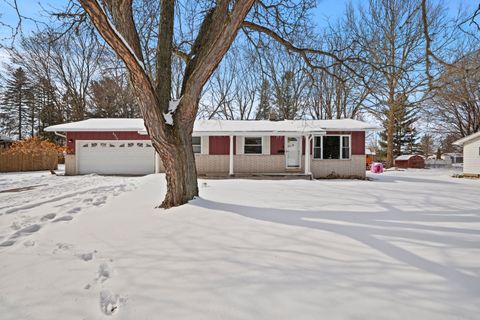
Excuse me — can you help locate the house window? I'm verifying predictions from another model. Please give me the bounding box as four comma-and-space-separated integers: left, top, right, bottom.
342, 136, 350, 159
313, 136, 322, 159
192, 136, 201, 154
244, 137, 262, 154
313, 135, 351, 160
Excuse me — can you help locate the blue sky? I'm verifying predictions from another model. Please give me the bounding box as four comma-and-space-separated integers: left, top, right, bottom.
2, 0, 478, 37
0, 0, 478, 62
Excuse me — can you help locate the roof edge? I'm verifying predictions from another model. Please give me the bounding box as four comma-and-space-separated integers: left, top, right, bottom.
453, 132, 480, 146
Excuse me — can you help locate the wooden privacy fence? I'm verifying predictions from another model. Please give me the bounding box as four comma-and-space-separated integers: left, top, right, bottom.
0, 150, 58, 172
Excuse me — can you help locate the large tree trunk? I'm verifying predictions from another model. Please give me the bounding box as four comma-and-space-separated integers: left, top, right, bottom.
151, 119, 198, 208
386, 106, 395, 168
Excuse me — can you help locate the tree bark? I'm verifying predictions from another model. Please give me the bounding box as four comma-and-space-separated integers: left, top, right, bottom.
386, 103, 395, 168
153, 125, 198, 208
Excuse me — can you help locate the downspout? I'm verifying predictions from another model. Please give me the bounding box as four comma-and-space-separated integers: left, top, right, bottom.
54, 131, 66, 139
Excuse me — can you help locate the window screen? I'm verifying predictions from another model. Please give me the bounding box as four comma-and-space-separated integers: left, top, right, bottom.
244, 137, 262, 154
323, 136, 340, 159
192, 136, 201, 154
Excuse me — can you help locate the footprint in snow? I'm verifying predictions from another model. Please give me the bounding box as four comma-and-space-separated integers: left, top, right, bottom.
92, 196, 107, 206
84, 262, 113, 290
11, 224, 41, 239
52, 242, 73, 254
41, 213, 56, 221
76, 250, 97, 262
52, 215, 73, 223
97, 263, 113, 283
10, 222, 21, 230
100, 290, 126, 315
23, 240, 35, 247
0, 240, 15, 247
67, 207, 82, 214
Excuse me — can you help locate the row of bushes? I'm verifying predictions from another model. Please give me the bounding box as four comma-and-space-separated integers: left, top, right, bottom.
0, 137, 66, 172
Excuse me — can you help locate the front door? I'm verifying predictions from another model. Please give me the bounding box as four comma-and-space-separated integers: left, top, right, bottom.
286, 136, 301, 168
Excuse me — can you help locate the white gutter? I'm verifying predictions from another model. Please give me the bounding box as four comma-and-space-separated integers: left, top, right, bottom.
191, 131, 327, 137
54, 131, 66, 139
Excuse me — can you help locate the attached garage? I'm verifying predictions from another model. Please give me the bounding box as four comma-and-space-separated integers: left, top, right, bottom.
43, 119, 158, 175
77, 140, 155, 175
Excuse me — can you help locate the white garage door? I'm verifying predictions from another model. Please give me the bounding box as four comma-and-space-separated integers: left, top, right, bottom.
77, 140, 155, 175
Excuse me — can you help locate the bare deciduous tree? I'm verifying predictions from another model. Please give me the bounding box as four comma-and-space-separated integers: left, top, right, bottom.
431, 50, 480, 138
348, 0, 437, 167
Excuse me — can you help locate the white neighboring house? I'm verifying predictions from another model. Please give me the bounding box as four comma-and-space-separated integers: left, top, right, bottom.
454, 132, 480, 177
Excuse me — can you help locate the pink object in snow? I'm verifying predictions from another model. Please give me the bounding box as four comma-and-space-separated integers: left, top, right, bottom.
370, 162, 384, 173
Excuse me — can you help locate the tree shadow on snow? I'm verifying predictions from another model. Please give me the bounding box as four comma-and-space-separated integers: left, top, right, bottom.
191, 198, 480, 294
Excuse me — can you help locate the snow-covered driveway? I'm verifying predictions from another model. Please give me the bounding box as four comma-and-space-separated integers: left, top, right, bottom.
0, 169, 140, 247
0, 169, 479, 319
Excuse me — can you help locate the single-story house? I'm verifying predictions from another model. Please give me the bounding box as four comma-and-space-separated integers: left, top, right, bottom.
442, 152, 463, 164
454, 132, 480, 177
394, 154, 425, 169
44, 118, 380, 178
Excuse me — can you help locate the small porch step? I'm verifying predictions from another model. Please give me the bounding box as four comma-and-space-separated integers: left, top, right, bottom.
200, 172, 312, 180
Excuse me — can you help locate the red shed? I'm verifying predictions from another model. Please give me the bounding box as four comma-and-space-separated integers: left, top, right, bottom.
394, 155, 425, 169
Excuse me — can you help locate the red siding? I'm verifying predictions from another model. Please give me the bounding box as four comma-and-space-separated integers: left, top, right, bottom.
325, 131, 365, 155
208, 136, 235, 155
66, 131, 148, 154
270, 136, 285, 155
351, 132, 365, 155
395, 156, 425, 168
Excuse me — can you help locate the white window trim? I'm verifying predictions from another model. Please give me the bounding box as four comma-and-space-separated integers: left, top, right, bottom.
313, 134, 351, 160
243, 136, 263, 155
192, 136, 202, 154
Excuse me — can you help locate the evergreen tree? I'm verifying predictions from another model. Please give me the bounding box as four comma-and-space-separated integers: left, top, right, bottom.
34, 78, 64, 142
1, 67, 34, 139
378, 94, 419, 158
255, 79, 275, 120
273, 71, 297, 120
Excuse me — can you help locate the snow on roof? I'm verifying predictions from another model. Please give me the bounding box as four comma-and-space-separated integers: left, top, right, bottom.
365, 149, 376, 155
395, 154, 424, 160
44, 119, 146, 132
45, 118, 381, 135
453, 132, 480, 146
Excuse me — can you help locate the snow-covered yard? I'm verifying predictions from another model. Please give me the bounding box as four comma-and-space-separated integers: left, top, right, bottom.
0, 169, 479, 319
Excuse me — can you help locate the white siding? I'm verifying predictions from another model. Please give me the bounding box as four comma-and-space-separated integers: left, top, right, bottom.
463, 136, 480, 175
201, 136, 209, 155
236, 136, 244, 155
262, 136, 270, 155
